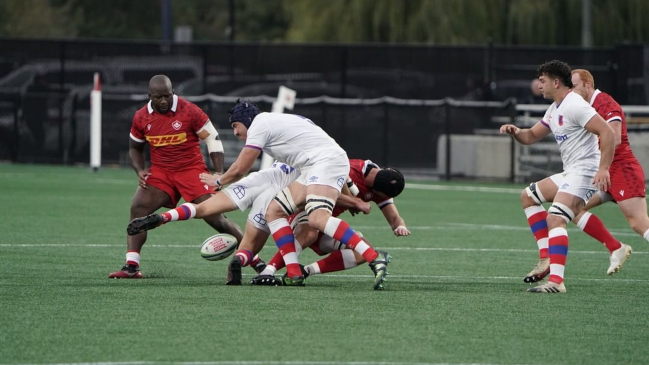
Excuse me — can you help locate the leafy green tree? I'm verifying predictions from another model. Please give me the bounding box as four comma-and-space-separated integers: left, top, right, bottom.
0, 0, 76, 38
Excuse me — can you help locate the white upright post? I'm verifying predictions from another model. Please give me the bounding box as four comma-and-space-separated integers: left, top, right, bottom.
90, 72, 102, 172
260, 86, 296, 170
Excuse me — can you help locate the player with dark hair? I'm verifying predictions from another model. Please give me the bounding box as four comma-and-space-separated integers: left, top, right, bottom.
254, 160, 409, 286
500, 60, 616, 293
569, 69, 645, 269
109, 75, 244, 279
200, 100, 392, 289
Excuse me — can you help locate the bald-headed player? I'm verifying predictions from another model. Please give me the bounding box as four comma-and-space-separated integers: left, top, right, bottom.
109, 75, 248, 279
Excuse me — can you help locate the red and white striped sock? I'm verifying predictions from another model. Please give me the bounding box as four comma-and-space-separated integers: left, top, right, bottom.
305, 250, 358, 275
524, 206, 549, 259
161, 203, 196, 223
250, 254, 261, 267
234, 250, 253, 266
268, 218, 301, 277
577, 212, 622, 253
126, 250, 140, 267
323, 217, 378, 263
548, 227, 569, 285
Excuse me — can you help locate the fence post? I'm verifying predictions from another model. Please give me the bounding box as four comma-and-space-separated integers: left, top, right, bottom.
509, 98, 517, 183
58, 41, 67, 164
340, 46, 348, 97
383, 100, 389, 166
11, 96, 20, 162
444, 101, 451, 181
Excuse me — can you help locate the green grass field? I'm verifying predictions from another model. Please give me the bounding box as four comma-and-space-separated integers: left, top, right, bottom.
1, 163, 648, 365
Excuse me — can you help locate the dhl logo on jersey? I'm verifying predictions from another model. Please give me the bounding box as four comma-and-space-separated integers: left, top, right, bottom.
146, 132, 187, 146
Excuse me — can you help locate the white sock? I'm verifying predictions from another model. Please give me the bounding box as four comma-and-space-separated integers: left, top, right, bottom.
126, 251, 140, 266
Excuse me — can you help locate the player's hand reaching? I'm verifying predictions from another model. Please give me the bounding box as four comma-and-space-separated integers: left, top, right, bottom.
393, 225, 411, 236
499, 124, 520, 135
137, 169, 151, 189
356, 200, 371, 215
349, 200, 371, 216
593, 168, 611, 192
200, 172, 222, 188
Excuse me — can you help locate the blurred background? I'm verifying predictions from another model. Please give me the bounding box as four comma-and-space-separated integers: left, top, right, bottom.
1, 0, 648, 182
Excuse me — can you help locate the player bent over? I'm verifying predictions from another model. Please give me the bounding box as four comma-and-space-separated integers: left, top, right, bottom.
500, 60, 615, 293
127, 161, 301, 284
255, 160, 409, 289
200, 100, 391, 289
109, 75, 243, 279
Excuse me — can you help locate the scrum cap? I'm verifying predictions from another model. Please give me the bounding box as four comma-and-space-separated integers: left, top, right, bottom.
372, 168, 405, 198
229, 99, 260, 129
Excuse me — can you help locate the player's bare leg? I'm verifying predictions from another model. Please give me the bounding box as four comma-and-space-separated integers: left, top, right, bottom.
225, 222, 267, 285
528, 192, 583, 294
306, 184, 389, 290
127, 192, 238, 235
600, 197, 649, 275
193, 194, 244, 243
521, 178, 557, 283
110, 186, 170, 279
619, 197, 649, 238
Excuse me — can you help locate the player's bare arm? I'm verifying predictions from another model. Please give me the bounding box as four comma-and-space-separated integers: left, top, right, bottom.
200, 146, 260, 187
499, 122, 550, 145
197, 120, 225, 173
609, 121, 622, 148
128, 138, 150, 188
381, 204, 410, 236
335, 194, 371, 215
585, 114, 615, 191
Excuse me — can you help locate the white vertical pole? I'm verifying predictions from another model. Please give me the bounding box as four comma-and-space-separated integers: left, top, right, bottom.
260, 86, 296, 170
90, 72, 102, 172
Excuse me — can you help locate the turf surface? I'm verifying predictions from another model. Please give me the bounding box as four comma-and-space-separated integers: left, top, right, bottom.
1, 164, 648, 365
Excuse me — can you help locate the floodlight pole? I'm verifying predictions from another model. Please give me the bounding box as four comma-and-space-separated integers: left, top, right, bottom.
581, 0, 592, 47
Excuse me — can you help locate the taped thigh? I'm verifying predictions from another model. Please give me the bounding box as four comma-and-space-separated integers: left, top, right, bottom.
273, 187, 299, 216
305, 194, 335, 215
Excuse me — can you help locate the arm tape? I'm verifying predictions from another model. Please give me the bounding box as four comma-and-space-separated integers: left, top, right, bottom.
198, 121, 224, 153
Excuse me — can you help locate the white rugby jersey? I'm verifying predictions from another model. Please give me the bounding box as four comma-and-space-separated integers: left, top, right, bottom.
244, 112, 346, 167
539, 91, 599, 175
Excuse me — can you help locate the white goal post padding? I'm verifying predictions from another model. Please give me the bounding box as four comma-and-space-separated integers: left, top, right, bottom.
259, 86, 297, 170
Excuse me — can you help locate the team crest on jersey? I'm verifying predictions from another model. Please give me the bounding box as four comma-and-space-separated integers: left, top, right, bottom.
364, 192, 373, 200
146, 124, 152, 131
172, 120, 182, 130
558, 115, 564, 126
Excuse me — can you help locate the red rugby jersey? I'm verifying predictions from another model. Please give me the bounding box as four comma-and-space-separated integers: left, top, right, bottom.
332, 159, 394, 217
591, 90, 635, 163
130, 95, 210, 171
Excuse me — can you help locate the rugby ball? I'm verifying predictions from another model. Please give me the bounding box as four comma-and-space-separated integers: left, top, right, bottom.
200, 234, 238, 261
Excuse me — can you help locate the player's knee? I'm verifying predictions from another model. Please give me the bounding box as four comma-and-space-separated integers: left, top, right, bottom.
265, 200, 287, 222
295, 226, 318, 248
522, 182, 546, 207
273, 187, 299, 216
547, 202, 575, 226
130, 202, 154, 218
305, 194, 335, 230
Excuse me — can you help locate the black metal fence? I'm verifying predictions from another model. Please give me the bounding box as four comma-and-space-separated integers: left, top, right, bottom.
0, 38, 647, 178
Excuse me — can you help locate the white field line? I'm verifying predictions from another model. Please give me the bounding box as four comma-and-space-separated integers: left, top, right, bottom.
0, 361, 559, 365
